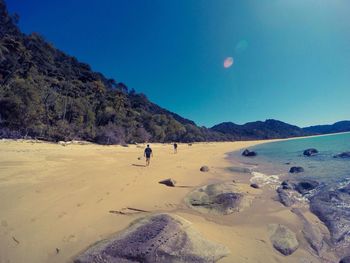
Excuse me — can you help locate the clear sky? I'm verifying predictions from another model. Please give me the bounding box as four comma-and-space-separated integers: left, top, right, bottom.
6, 0, 350, 127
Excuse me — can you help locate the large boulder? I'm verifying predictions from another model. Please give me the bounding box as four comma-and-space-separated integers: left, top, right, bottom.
303, 148, 318, 156
185, 182, 251, 215
268, 224, 299, 256
75, 213, 230, 263
309, 183, 350, 247
334, 152, 350, 158
242, 149, 257, 157
289, 166, 304, 173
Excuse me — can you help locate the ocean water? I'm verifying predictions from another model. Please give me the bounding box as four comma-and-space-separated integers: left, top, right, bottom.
231, 132, 350, 186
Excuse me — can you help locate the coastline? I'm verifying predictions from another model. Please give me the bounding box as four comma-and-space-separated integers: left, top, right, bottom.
0, 139, 330, 262
230, 132, 350, 262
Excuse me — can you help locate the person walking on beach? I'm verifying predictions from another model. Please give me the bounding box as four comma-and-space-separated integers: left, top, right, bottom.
173, 143, 178, 154
144, 144, 153, 166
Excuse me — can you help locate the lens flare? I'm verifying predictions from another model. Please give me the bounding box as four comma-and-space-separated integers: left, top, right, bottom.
224, 57, 234, 68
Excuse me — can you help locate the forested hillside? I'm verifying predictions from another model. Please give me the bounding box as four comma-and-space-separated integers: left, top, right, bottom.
0, 0, 232, 144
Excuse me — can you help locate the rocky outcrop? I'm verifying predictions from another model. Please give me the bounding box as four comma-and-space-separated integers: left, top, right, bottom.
268, 224, 299, 255
280, 180, 319, 195
291, 208, 325, 256
159, 178, 176, 187
75, 213, 230, 263
277, 181, 300, 207
277, 187, 300, 207
334, 152, 350, 158
276, 180, 318, 207
289, 166, 304, 173
185, 182, 251, 215
200, 166, 209, 172
309, 183, 350, 248
242, 149, 257, 157
303, 148, 318, 156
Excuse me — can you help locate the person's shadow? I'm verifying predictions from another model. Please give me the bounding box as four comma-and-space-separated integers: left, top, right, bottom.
132, 164, 147, 167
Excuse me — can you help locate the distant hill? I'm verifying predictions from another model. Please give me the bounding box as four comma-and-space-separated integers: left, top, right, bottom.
0, 0, 232, 144
211, 119, 350, 140
303, 121, 350, 135
211, 119, 308, 140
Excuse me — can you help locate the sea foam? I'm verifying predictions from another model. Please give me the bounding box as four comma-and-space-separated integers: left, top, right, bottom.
250, 171, 281, 187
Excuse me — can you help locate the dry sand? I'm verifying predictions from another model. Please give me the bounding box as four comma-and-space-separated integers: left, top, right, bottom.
0, 139, 322, 263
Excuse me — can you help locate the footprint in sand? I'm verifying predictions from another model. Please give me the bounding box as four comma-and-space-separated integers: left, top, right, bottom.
63, 234, 77, 242
58, 212, 67, 218
76, 203, 83, 207
105, 192, 110, 195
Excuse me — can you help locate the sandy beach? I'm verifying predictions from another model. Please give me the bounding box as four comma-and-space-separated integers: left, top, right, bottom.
0, 139, 325, 263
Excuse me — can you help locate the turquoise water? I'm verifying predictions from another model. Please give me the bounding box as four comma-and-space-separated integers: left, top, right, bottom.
233, 132, 350, 185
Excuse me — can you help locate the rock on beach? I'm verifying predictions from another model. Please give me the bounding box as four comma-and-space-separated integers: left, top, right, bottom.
75, 213, 230, 263
242, 149, 257, 157
268, 224, 299, 256
303, 148, 318, 156
185, 182, 251, 215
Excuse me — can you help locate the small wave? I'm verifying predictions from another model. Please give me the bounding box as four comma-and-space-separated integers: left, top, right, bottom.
250, 171, 281, 187
335, 202, 350, 209
303, 188, 319, 198
337, 177, 350, 188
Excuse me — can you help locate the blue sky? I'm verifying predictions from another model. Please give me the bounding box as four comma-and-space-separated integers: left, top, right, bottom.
6, 0, 350, 127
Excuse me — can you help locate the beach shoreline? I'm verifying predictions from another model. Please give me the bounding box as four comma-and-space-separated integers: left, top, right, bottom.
0, 139, 330, 262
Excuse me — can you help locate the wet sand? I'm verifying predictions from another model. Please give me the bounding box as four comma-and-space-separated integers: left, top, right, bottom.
0, 139, 323, 263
